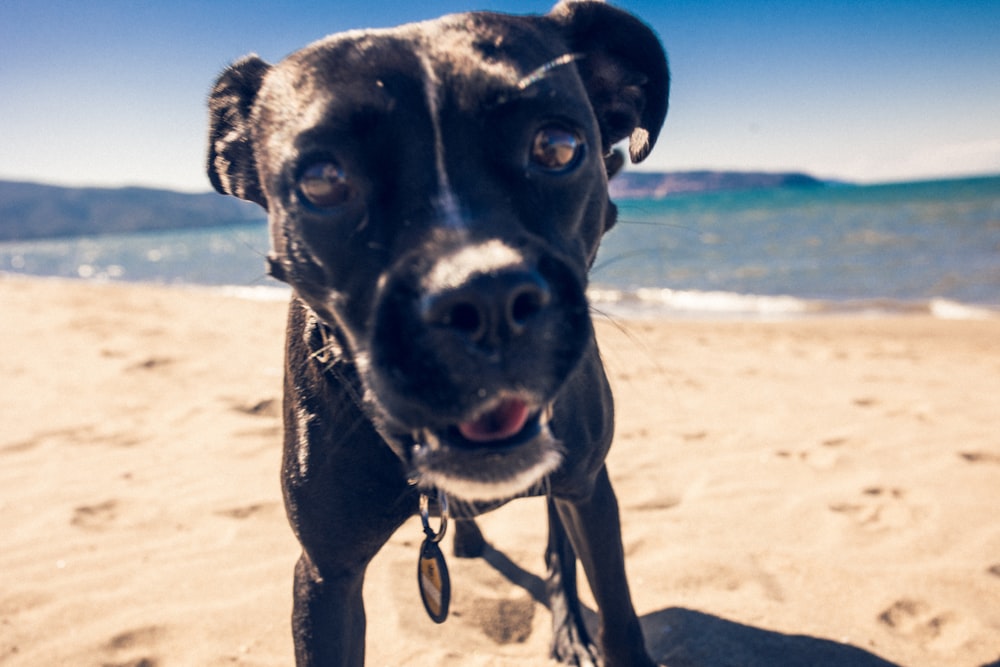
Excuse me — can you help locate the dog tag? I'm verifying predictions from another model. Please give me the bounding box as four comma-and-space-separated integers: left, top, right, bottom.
418, 536, 450, 623
417, 492, 451, 624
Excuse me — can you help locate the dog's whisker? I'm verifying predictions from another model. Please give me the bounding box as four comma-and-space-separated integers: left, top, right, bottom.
589, 304, 671, 383
591, 245, 679, 273
616, 218, 699, 232
309, 341, 339, 363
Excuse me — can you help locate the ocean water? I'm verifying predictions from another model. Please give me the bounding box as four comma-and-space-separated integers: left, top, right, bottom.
2, 175, 998, 319
595, 175, 1000, 318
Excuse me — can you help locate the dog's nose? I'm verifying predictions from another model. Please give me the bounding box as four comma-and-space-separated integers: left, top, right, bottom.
422, 270, 551, 345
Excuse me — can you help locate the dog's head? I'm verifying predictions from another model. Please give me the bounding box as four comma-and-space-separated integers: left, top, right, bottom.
207, 1, 668, 502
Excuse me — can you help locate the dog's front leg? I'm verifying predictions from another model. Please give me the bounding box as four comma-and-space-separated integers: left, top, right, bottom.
554, 466, 655, 667
285, 475, 411, 667
291, 552, 367, 666
546, 496, 601, 666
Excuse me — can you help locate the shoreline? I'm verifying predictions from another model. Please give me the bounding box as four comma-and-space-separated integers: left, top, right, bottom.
5, 271, 999, 322
2, 275, 999, 666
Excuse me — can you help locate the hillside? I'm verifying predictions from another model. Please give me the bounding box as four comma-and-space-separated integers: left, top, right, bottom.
0, 171, 827, 241
608, 170, 825, 199
0, 181, 265, 242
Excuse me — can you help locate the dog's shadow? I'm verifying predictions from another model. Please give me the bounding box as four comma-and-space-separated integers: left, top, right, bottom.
481, 544, 903, 667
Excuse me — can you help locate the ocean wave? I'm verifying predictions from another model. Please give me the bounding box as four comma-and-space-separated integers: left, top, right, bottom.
220, 284, 1000, 320
215, 284, 292, 302
927, 298, 1000, 320
588, 287, 1000, 321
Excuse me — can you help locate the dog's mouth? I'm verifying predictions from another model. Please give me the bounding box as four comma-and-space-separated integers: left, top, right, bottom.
455, 397, 534, 444
410, 396, 563, 503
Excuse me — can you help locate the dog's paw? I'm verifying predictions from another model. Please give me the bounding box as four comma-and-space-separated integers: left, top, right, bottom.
551, 623, 600, 667
452, 518, 486, 558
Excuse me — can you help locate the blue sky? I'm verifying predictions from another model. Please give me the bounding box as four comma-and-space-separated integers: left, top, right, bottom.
2, 0, 998, 192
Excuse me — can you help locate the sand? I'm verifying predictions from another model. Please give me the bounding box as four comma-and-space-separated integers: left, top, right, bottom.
1, 275, 998, 667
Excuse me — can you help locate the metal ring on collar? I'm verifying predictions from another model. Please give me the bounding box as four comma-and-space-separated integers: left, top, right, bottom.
419, 492, 448, 543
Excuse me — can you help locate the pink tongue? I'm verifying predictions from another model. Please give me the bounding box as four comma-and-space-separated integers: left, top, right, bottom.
457, 399, 530, 443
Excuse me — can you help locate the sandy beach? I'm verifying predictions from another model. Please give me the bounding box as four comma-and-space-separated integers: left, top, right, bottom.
1, 274, 998, 667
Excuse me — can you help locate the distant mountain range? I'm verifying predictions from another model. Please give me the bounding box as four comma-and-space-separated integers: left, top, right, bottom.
0, 171, 828, 241
608, 169, 825, 199
0, 181, 265, 242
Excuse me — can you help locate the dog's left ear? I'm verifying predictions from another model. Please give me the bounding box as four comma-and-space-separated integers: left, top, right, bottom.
549, 0, 669, 163
206, 54, 271, 208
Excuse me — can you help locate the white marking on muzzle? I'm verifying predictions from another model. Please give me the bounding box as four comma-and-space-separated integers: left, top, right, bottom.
423, 240, 525, 292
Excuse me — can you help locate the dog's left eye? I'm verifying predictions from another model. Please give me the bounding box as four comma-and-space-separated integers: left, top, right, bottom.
530, 126, 584, 172
297, 161, 354, 209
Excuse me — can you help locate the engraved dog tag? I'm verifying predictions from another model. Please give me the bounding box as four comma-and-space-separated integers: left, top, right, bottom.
418, 537, 450, 623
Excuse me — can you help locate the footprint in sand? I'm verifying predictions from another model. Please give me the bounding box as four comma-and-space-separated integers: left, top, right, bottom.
959, 451, 1000, 465
829, 487, 927, 532
776, 435, 857, 470
102, 659, 157, 667
126, 356, 174, 372
101, 625, 164, 667
628, 496, 682, 513
22, 425, 140, 449
1, 436, 39, 454
467, 595, 536, 645
71, 499, 119, 530
231, 397, 281, 418
214, 502, 279, 520
231, 398, 283, 440
877, 598, 972, 650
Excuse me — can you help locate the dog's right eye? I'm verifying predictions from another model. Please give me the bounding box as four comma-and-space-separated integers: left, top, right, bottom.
529, 126, 584, 173
297, 161, 354, 209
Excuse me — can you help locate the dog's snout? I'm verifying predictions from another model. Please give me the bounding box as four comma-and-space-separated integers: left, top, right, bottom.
422, 270, 551, 345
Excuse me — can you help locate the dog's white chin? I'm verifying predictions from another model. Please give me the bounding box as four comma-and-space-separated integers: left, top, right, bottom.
417, 447, 563, 503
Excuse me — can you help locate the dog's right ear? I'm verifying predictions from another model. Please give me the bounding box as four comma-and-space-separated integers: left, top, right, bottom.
549, 1, 669, 164
206, 55, 271, 208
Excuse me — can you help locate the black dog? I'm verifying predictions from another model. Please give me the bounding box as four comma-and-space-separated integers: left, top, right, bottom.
207, 2, 668, 664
